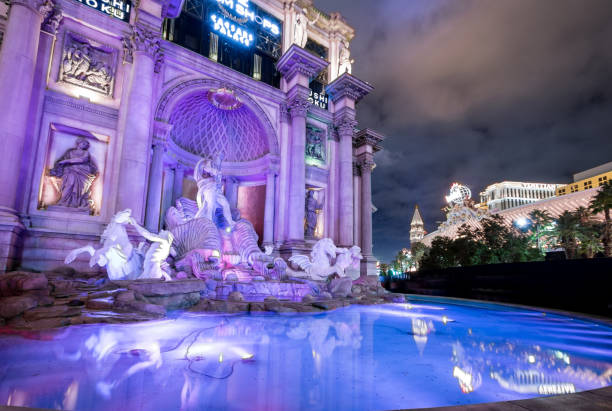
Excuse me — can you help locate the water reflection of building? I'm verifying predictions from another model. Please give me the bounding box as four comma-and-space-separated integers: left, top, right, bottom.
0, 0, 383, 276
450, 338, 612, 396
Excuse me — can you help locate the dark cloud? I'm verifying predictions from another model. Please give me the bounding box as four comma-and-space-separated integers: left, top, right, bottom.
315, 0, 612, 262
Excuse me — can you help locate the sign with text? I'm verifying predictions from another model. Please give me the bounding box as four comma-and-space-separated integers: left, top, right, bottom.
72, 0, 131, 23
207, 0, 281, 56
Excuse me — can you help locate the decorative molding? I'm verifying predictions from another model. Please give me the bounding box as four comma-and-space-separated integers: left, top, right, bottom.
276, 44, 328, 82
326, 72, 373, 104
353, 128, 385, 152
155, 78, 280, 158
279, 103, 291, 124
44, 90, 119, 129
59, 31, 117, 96
353, 163, 361, 177
152, 121, 173, 148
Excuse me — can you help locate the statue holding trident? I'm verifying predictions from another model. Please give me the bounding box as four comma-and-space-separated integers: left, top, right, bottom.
194, 154, 235, 228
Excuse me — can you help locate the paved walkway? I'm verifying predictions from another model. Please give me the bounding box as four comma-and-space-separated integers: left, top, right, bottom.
409, 386, 612, 411
1, 387, 611, 410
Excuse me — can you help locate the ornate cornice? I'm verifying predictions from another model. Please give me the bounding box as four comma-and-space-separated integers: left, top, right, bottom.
326, 73, 374, 104
276, 44, 329, 82
353, 128, 385, 152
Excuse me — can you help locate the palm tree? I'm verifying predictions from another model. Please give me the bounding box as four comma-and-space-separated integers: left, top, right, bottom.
589, 182, 612, 257
528, 209, 553, 253
554, 211, 581, 259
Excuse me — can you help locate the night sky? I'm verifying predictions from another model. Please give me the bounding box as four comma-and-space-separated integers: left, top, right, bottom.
315, 0, 612, 262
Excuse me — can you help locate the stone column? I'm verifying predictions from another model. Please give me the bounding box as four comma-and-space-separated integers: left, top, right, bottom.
354, 129, 384, 277
116, 23, 162, 223
160, 166, 174, 226
263, 166, 277, 245
276, 45, 328, 249
286, 91, 309, 242
172, 164, 185, 203
144, 121, 172, 231
336, 115, 357, 246
0, 0, 47, 218
358, 154, 375, 256
274, 104, 291, 243
0, 0, 51, 271
326, 74, 373, 247
353, 164, 361, 247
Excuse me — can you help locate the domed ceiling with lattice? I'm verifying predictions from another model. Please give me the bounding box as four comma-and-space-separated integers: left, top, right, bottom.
168, 91, 269, 162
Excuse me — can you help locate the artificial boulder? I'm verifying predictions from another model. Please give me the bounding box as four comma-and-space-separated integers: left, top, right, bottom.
0, 272, 48, 297
0, 295, 38, 319
329, 277, 353, 298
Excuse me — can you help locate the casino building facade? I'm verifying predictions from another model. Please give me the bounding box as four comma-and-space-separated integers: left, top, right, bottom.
0, 0, 383, 275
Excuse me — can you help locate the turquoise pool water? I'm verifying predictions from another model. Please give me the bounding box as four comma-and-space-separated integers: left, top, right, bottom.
1, 298, 611, 410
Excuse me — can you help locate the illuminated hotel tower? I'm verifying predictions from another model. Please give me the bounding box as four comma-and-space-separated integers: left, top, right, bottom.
410, 205, 425, 244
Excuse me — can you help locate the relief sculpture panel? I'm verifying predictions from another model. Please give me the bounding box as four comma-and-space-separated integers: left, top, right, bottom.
59, 32, 117, 96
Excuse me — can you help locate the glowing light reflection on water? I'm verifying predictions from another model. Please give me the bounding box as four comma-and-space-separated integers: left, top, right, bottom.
0, 300, 611, 410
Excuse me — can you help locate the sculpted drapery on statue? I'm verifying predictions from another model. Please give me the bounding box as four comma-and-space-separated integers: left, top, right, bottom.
305, 190, 323, 238
194, 155, 235, 228
293, 8, 321, 48
49, 137, 99, 212
338, 40, 353, 75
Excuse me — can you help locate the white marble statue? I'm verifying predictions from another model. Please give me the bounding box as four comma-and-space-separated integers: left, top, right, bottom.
128, 216, 174, 281
288, 238, 362, 280
293, 8, 321, 48
194, 155, 235, 228
338, 40, 353, 75
65, 209, 173, 280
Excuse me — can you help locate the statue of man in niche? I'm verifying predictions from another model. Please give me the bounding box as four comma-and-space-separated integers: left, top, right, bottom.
49, 137, 99, 212
305, 190, 323, 238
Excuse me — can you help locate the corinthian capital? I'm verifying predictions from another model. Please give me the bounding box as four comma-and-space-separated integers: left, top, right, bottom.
124, 23, 163, 62
289, 98, 310, 118
287, 85, 310, 118
336, 118, 357, 138
357, 154, 376, 173
12, 0, 49, 15
41, 1, 63, 34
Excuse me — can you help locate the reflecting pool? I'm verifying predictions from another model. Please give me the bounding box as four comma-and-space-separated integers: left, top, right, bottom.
1, 298, 611, 410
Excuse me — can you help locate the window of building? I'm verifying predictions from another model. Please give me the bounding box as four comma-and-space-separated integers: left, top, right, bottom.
163, 0, 283, 88
253, 54, 262, 81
